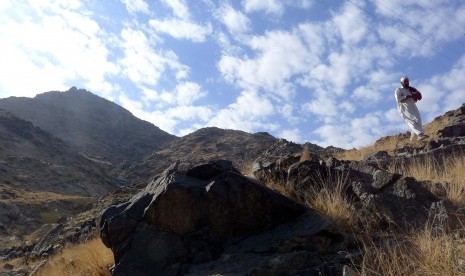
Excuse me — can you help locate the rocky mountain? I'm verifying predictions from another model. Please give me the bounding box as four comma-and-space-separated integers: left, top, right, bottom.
118, 127, 279, 183
0, 88, 339, 185
3, 83, 464, 275
0, 87, 177, 164
95, 104, 465, 275
118, 127, 336, 185
0, 109, 119, 251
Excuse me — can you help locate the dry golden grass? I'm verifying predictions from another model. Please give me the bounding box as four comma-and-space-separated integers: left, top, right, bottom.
34, 238, 113, 276
262, 165, 358, 230
304, 170, 357, 230
423, 114, 450, 139
300, 145, 313, 162
388, 154, 465, 204
266, 143, 465, 275
360, 225, 465, 276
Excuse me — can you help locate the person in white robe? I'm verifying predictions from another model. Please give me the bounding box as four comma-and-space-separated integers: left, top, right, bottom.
394, 76, 426, 141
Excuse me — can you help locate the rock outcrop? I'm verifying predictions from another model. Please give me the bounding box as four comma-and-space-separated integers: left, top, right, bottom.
98, 160, 350, 275
252, 140, 441, 230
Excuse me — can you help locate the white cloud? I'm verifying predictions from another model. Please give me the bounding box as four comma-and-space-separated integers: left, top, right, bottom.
301, 95, 338, 117
311, 52, 352, 91
0, 0, 11, 10
373, 1, 465, 58
419, 55, 465, 117
313, 124, 348, 148
121, 0, 149, 15
339, 101, 355, 113
353, 86, 381, 103
139, 81, 206, 107
30, 0, 83, 12
161, 0, 190, 19
119, 92, 213, 135
118, 27, 189, 87
150, 1, 213, 45
217, 3, 251, 34
174, 82, 207, 106
149, 18, 212, 42
332, 3, 368, 45
279, 128, 301, 143
313, 113, 387, 148
0, 1, 117, 97
166, 105, 213, 122
298, 22, 328, 60
242, 0, 284, 16
280, 104, 300, 124
208, 90, 277, 132
218, 29, 310, 98
385, 108, 402, 123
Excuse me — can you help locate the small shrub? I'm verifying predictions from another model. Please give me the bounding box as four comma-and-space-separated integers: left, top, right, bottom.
35, 238, 113, 276
304, 170, 357, 230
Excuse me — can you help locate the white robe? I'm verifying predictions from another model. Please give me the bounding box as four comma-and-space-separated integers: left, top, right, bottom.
395, 87, 423, 135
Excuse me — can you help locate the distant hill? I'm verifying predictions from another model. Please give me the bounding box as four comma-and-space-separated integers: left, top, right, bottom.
0, 87, 177, 164
0, 109, 119, 250
120, 127, 280, 182
0, 108, 116, 195
120, 127, 331, 183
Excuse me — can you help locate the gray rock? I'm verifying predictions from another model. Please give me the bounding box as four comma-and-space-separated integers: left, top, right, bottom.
99, 160, 311, 275
372, 170, 401, 190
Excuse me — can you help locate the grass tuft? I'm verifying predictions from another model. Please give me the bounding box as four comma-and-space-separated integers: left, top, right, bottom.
34, 238, 113, 276
304, 170, 357, 230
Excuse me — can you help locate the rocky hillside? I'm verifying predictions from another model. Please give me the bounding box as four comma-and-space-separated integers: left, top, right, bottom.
0, 109, 119, 251
2, 86, 464, 275
0, 87, 177, 164
0, 88, 340, 186
94, 104, 465, 275
118, 127, 279, 183
118, 127, 337, 185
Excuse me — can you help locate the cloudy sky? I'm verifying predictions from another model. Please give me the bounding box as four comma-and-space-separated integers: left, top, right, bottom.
1, 0, 464, 149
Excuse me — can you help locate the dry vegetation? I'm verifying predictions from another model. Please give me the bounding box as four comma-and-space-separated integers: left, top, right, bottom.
25, 154, 465, 275
388, 154, 465, 204
336, 115, 451, 161
332, 157, 465, 275
15, 117, 464, 275
304, 170, 357, 230
264, 144, 465, 275
33, 238, 113, 276
360, 227, 465, 276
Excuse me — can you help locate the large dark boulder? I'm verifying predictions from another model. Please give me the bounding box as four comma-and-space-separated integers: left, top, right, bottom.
98, 160, 347, 275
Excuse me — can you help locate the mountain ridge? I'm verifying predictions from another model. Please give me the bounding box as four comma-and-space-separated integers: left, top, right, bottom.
0, 87, 177, 164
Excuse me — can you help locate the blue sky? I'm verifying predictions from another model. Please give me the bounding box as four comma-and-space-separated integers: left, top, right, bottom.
1, 0, 464, 149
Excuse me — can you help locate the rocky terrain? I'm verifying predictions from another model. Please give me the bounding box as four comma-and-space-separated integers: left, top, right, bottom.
1, 87, 465, 275
0, 109, 119, 251
0, 88, 337, 275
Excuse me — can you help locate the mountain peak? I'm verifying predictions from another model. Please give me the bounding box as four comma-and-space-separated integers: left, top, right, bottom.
0, 89, 177, 163
66, 86, 90, 94
68, 86, 78, 93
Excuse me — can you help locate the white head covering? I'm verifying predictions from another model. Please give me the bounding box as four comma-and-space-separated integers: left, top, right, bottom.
400, 76, 409, 85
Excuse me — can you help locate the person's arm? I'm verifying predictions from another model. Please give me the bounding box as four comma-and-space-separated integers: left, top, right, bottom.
395, 88, 411, 102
